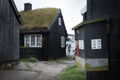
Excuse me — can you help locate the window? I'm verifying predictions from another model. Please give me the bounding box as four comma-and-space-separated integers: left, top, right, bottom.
79, 40, 84, 50
58, 17, 62, 26
61, 36, 65, 48
24, 35, 30, 47
31, 35, 35, 46
24, 34, 42, 47
91, 39, 102, 49
36, 34, 42, 47
76, 29, 79, 34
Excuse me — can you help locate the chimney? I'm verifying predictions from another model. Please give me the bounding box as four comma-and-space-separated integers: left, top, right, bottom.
24, 3, 32, 11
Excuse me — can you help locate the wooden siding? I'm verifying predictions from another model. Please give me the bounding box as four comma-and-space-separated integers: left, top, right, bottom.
20, 33, 49, 60
48, 32, 66, 59
0, 0, 20, 65
20, 48, 43, 60
75, 27, 85, 58
87, 0, 120, 20
108, 19, 120, 80
87, 0, 108, 20
48, 10, 67, 59
87, 71, 108, 80
75, 21, 109, 80
49, 10, 67, 36
86, 0, 120, 79
84, 21, 108, 59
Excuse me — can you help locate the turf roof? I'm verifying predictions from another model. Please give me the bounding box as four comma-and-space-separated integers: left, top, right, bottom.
20, 8, 59, 30
72, 17, 108, 30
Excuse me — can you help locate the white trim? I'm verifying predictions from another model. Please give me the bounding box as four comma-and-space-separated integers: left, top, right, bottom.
24, 35, 26, 46
58, 17, 62, 26
24, 34, 42, 48
61, 36, 65, 48
35, 35, 37, 47
81, 5, 87, 15
91, 39, 102, 49
79, 40, 84, 50
29, 35, 31, 47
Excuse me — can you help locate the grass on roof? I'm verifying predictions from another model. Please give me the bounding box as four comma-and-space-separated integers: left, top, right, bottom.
72, 17, 108, 30
20, 8, 59, 30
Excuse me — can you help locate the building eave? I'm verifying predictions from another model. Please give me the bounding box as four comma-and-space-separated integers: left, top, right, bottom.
72, 17, 108, 30
20, 27, 49, 34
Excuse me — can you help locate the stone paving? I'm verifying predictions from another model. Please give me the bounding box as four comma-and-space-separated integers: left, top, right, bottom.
0, 60, 74, 80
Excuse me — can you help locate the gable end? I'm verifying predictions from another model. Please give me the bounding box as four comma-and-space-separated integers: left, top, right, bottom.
9, 0, 23, 25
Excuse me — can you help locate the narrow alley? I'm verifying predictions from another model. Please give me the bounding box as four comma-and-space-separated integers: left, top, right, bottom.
0, 60, 74, 80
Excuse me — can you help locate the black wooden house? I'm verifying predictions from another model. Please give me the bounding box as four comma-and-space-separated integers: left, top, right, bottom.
0, 0, 22, 66
20, 3, 67, 60
72, 0, 120, 80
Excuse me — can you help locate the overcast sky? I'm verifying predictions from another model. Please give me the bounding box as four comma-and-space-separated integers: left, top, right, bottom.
14, 0, 86, 34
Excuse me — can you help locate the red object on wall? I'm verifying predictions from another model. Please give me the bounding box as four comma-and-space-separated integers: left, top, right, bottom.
76, 41, 79, 56
76, 46, 79, 56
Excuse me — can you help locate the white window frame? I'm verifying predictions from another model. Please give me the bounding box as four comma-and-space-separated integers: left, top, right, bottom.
91, 39, 102, 49
61, 36, 65, 48
31, 34, 36, 47
24, 35, 30, 47
79, 40, 84, 50
24, 34, 42, 47
58, 17, 62, 26
36, 34, 42, 47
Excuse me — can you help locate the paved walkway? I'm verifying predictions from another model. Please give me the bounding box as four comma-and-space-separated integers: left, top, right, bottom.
0, 60, 74, 80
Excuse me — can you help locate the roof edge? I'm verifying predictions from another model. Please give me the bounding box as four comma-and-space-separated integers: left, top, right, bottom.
9, 0, 23, 25
72, 17, 108, 30
48, 9, 61, 30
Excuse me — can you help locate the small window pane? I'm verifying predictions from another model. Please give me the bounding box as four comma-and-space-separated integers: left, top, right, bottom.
61, 36, 65, 48
91, 39, 102, 49
79, 40, 84, 50
58, 17, 61, 26
31, 35, 35, 46
24, 35, 30, 47
36, 34, 42, 47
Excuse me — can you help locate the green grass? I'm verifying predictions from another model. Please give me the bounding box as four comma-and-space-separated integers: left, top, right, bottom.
24, 62, 32, 70
0, 65, 14, 70
20, 57, 38, 70
59, 65, 86, 80
57, 57, 71, 60
47, 57, 72, 62
20, 8, 58, 30
72, 16, 108, 30
21, 57, 38, 63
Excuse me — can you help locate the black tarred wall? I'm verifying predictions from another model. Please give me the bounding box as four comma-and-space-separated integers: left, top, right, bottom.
84, 21, 108, 59
85, 0, 120, 79
48, 10, 67, 59
75, 26, 85, 58
20, 32, 49, 60
75, 21, 108, 58
0, 0, 20, 65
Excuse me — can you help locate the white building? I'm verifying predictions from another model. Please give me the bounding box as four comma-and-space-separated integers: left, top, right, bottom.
66, 34, 75, 57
